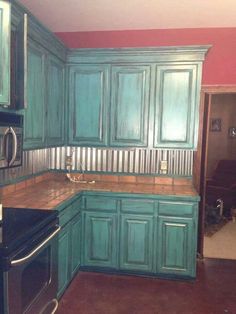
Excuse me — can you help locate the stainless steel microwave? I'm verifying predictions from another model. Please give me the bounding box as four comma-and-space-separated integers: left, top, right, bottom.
0, 112, 23, 169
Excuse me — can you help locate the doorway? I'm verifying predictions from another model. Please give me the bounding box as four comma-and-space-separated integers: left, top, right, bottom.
194, 86, 236, 259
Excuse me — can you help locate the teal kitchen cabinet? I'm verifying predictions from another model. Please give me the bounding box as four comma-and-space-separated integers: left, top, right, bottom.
157, 201, 198, 278
67, 46, 209, 149
0, 0, 10, 106
119, 199, 154, 272
46, 55, 65, 146
70, 213, 81, 277
68, 65, 109, 146
80, 193, 198, 279
154, 64, 201, 149
83, 211, 118, 268
58, 198, 81, 298
58, 222, 70, 297
24, 42, 66, 149
120, 214, 154, 272
24, 40, 46, 149
6, 0, 67, 147
58, 213, 81, 297
110, 65, 150, 147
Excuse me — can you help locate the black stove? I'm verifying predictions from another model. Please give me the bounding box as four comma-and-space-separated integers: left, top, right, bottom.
0, 207, 60, 314
0, 207, 58, 269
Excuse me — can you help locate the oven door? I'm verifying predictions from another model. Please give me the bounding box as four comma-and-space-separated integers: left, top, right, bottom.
5, 226, 60, 314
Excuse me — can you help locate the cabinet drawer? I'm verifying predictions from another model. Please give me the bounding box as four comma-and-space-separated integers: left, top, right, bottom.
59, 200, 80, 226
84, 196, 117, 211
158, 201, 196, 217
121, 199, 154, 214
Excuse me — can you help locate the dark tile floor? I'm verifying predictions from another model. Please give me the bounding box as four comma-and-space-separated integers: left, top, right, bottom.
57, 258, 236, 314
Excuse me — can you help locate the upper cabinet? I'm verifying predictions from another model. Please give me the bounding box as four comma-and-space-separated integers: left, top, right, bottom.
68, 63, 150, 148
154, 64, 200, 149
11, 13, 28, 109
67, 46, 209, 150
0, 1, 27, 109
46, 55, 65, 146
24, 42, 66, 150
1, 1, 209, 152
0, 0, 10, 106
24, 40, 45, 149
110, 65, 150, 147
68, 65, 109, 146
0, 1, 67, 149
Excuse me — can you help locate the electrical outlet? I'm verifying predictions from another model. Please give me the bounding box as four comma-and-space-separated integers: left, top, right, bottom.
160, 160, 168, 174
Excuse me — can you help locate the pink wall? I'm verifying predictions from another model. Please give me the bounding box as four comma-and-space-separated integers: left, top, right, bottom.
55, 28, 236, 86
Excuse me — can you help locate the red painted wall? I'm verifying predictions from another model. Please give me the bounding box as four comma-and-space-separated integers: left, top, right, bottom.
55, 28, 236, 85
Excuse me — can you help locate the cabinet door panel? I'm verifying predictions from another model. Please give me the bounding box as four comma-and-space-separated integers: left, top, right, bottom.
58, 226, 70, 297
70, 214, 81, 277
24, 41, 45, 149
110, 65, 150, 147
0, 1, 10, 106
120, 215, 153, 272
69, 65, 109, 146
14, 13, 27, 109
154, 64, 198, 149
83, 212, 117, 268
157, 217, 196, 277
46, 55, 64, 146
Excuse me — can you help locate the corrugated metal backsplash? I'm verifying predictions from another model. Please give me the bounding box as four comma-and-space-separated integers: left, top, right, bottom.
0, 147, 193, 184
0, 149, 49, 184
49, 147, 193, 176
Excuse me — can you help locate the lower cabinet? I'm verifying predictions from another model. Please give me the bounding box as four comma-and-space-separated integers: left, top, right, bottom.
58, 223, 70, 297
157, 201, 198, 278
83, 212, 118, 268
57, 193, 198, 296
71, 214, 81, 277
120, 214, 154, 272
157, 216, 196, 277
58, 211, 81, 298
81, 195, 198, 279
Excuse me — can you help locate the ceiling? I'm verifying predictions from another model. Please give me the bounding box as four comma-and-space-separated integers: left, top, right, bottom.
18, 0, 236, 32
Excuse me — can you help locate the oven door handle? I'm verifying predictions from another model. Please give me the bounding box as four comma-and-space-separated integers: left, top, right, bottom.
51, 299, 59, 314
10, 225, 61, 266
39, 298, 58, 314
8, 127, 17, 167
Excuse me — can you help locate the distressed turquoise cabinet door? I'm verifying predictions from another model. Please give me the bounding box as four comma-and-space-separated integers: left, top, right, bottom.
110, 65, 150, 147
0, 1, 10, 106
70, 213, 81, 277
68, 65, 109, 146
58, 225, 70, 298
157, 216, 196, 278
24, 41, 45, 149
83, 212, 118, 268
154, 64, 199, 149
120, 214, 154, 272
46, 55, 65, 146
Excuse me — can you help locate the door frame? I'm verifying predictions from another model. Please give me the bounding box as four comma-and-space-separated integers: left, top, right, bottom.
193, 85, 236, 256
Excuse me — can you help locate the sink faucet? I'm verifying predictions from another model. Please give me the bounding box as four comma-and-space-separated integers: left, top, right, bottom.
65, 150, 94, 184
65, 155, 73, 172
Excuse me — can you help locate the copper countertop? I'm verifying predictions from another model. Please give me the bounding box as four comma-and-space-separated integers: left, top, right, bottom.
2, 175, 199, 210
